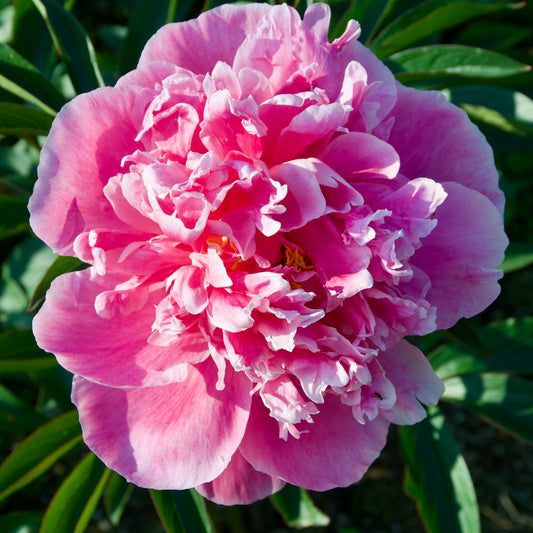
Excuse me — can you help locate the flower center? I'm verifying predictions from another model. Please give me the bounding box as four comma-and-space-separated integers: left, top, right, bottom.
282, 244, 314, 272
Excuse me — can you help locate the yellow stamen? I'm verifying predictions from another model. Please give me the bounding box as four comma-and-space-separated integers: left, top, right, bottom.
282, 245, 314, 272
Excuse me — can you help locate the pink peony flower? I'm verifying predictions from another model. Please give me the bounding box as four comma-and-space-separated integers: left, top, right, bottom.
30, 2, 507, 505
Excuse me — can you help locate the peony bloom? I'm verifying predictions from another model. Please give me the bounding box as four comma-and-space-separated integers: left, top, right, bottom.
30, 2, 507, 505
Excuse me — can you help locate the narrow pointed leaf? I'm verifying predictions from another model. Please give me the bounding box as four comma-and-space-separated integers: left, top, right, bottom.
0, 103, 53, 137
0, 43, 65, 113
400, 405, 480, 533
500, 241, 533, 272
28, 255, 85, 313
0, 410, 82, 500
271, 484, 331, 529
150, 491, 187, 533
371, 0, 522, 58
0, 384, 48, 433
104, 471, 134, 526
0, 329, 57, 375
385, 45, 531, 83
41, 453, 111, 533
442, 374, 533, 442
31, 0, 104, 93
430, 317, 533, 379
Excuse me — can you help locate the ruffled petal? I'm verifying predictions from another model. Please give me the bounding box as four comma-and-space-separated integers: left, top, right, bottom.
72, 361, 252, 490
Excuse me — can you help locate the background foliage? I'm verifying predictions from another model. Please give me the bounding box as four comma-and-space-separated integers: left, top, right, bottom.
0, 0, 532, 532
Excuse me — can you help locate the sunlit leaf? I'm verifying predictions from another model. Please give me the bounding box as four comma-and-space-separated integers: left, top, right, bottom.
0, 43, 65, 113
371, 0, 522, 58
430, 317, 533, 379
400, 405, 480, 533
40, 453, 111, 533
28, 254, 86, 313
442, 373, 533, 442
0, 410, 82, 500
385, 44, 530, 83
0, 103, 53, 137
271, 484, 331, 529
31, 0, 104, 93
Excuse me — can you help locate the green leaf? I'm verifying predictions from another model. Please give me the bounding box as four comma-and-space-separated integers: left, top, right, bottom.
0, 194, 29, 238
500, 241, 533, 272
27, 254, 86, 312
104, 471, 134, 526
0, 410, 82, 500
440, 318, 492, 358
270, 484, 331, 529
0, 329, 57, 376
0, 43, 65, 113
430, 317, 533, 379
0, 383, 48, 433
120, 0, 179, 74
442, 85, 533, 137
442, 374, 533, 442
385, 45, 531, 83
41, 453, 111, 533
0, 511, 42, 533
150, 491, 187, 533
31, 0, 104, 94
371, 0, 522, 58
0, 103, 53, 137
150, 489, 215, 533
400, 405, 480, 533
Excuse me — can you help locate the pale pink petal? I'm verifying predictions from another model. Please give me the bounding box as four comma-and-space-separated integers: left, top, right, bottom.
29, 87, 142, 255
72, 362, 252, 489
139, 3, 271, 74
379, 340, 444, 425
412, 182, 507, 329
240, 395, 389, 491
196, 450, 286, 505
387, 85, 505, 212
33, 270, 205, 387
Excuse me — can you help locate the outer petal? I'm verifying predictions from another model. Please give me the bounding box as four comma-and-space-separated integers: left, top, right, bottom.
412, 182, 507, 329
33, 270, 206, 387
240, 395, 389, 491
379, 340, 444, 425
387, 84, 504, 212
72, 361, 252, 490
196, 450, 286, 505
138, 3, 272, 74
29, 87, 142, 255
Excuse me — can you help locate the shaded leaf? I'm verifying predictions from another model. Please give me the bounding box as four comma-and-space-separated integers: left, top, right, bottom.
0, 410, 82, 500
0, 511, 41, 533
442, 373, 533, 442
500, 241, 533, 272
0, 42, 65, 113
104, 471, 134, 526
385, 44, 530, 83
0, 103, 53, 137
150, 490, 187, 533
41, 453, 111, 533
400, 405, 480, 533
430, 317, 533, 379
371, 0, 522, 58
271, 484, 331, 529
0, 194, 29, 239
31, 0, 104, 94
28, 254, 86, 312
0, 329, 57, 376
0, 383, 48, 434
441, 318, 492, 358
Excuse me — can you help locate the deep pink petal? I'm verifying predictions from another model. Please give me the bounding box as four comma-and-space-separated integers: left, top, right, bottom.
72, 361, 252, 489
387, 85, 504, 212
196, 450, 285, 505
33, 270, 207, 387
412, 182, 507, 329
240, 395, 389, 491
379, 340, 444, 425
29, 87, 142, 255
